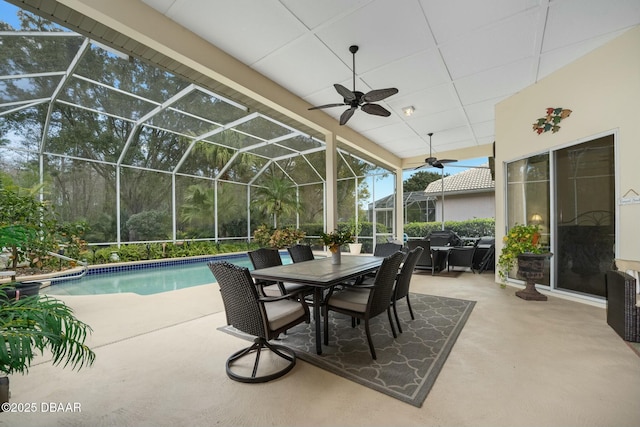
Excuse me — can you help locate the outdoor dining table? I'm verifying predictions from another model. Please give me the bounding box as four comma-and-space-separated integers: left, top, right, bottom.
250, 254, 384, 355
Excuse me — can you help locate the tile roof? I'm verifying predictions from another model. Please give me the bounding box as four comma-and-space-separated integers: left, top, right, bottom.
424, 166, 495, 196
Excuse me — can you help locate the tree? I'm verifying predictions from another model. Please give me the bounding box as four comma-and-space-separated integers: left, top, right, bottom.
403, 171, 446, 192
0, 182, 57, 272
252, 175, 299, 228
179, 182, 244, 238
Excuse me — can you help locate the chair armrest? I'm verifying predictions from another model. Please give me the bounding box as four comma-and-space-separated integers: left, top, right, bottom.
351, 283, 375, 289
258, 294, 296, 302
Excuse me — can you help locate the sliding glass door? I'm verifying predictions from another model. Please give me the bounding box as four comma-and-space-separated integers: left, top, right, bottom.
505, 134, 615, 298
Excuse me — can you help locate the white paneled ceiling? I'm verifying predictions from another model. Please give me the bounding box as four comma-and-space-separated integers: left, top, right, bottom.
141, 0, 640, 161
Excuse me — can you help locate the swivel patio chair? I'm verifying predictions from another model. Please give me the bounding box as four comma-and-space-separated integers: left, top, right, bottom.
208, 261, 310, 383
287, 244, 315, 263
391, 246, 423, 333
248, 248, 312, 297
323, 251, 405, 360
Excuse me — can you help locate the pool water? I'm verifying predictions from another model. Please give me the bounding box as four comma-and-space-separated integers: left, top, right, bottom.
44, 253, 292, 296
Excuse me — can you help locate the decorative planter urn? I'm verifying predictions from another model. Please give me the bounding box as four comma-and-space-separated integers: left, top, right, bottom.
515, 252, 553, 301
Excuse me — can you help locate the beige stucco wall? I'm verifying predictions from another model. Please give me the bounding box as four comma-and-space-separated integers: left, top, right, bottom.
436, 192, 495, 223
495, 26, 640, 270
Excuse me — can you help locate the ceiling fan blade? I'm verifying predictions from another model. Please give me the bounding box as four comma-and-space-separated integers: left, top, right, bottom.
439, 159, 458, 164
362, 87, 398, 102
339, 107, 357, 125
334, 84, 356, 102
431, 160, 444, 169
361, 103, 391, 117
308, 103, 347, 111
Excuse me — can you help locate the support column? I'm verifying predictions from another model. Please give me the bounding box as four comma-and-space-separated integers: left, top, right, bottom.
395, 167, 404, 243
325, 133, 338, 233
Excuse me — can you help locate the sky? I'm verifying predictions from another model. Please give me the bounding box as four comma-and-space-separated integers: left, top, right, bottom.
403, 156, 489, 181
0, 1, 20, 28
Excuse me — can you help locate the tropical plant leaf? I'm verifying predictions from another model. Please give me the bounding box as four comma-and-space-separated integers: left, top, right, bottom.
0, 292, 95, 375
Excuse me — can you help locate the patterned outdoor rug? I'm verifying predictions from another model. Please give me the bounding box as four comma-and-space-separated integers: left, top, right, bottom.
218, 293, 475, 407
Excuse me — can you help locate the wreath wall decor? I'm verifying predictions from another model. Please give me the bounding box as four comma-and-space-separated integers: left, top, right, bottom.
532, 107, 572, 134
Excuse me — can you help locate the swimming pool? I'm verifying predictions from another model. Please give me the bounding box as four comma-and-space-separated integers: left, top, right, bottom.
43, 252, 292, 296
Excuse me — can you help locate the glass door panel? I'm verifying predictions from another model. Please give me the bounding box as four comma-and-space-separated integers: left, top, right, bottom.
506, 155, 550, 285
555, 135, 615, 297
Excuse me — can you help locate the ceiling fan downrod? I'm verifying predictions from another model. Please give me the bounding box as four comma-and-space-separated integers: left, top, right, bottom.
349, 45, 358, 92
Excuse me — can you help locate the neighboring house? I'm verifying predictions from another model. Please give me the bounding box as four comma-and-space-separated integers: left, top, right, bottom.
424, 167, 495, 222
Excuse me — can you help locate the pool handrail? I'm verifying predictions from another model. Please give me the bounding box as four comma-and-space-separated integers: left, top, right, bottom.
45, 251, 89, 282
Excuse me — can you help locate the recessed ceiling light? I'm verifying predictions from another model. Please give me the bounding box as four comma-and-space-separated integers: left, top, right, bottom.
402, 106, 415, 117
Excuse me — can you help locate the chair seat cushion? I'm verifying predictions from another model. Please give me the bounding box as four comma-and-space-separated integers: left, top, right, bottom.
262, 282, 309, 297
327, 288, 371, 313
265, 299, 307, 331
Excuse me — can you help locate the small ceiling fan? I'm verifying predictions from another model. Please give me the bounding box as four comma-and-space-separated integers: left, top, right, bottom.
308, 45, 398, 125
416, 132, 458, 169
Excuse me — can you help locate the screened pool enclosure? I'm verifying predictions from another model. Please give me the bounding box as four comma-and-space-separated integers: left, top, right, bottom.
0, 5, 397, 250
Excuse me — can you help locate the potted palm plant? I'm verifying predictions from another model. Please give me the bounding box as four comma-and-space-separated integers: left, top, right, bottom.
0, 183, 96, 407
497, 223, 552, 300
0, 289, 96, 408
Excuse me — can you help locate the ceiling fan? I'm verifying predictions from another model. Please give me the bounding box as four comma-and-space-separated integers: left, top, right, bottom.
416, 132, 458, 169
308, 45, 398, 125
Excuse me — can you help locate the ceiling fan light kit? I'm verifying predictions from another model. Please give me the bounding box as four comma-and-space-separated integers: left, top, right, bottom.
308, 45, 398, 125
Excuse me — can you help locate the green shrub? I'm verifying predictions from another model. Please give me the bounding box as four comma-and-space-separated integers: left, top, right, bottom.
405, 218, 495, 238
252, 225, 306, 249
126, 210, 170, 241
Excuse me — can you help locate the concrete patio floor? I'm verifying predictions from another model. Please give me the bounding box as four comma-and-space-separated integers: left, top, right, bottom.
1, 267, 639, 427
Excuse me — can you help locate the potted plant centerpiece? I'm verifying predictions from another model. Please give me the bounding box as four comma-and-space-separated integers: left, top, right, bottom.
497, 223, 552, 301
320, 230, 354, 265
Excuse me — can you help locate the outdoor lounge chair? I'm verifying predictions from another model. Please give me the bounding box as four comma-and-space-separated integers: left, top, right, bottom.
207, 261, 310, 383
473, 237, 496, 273
323, 251, 404, 360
